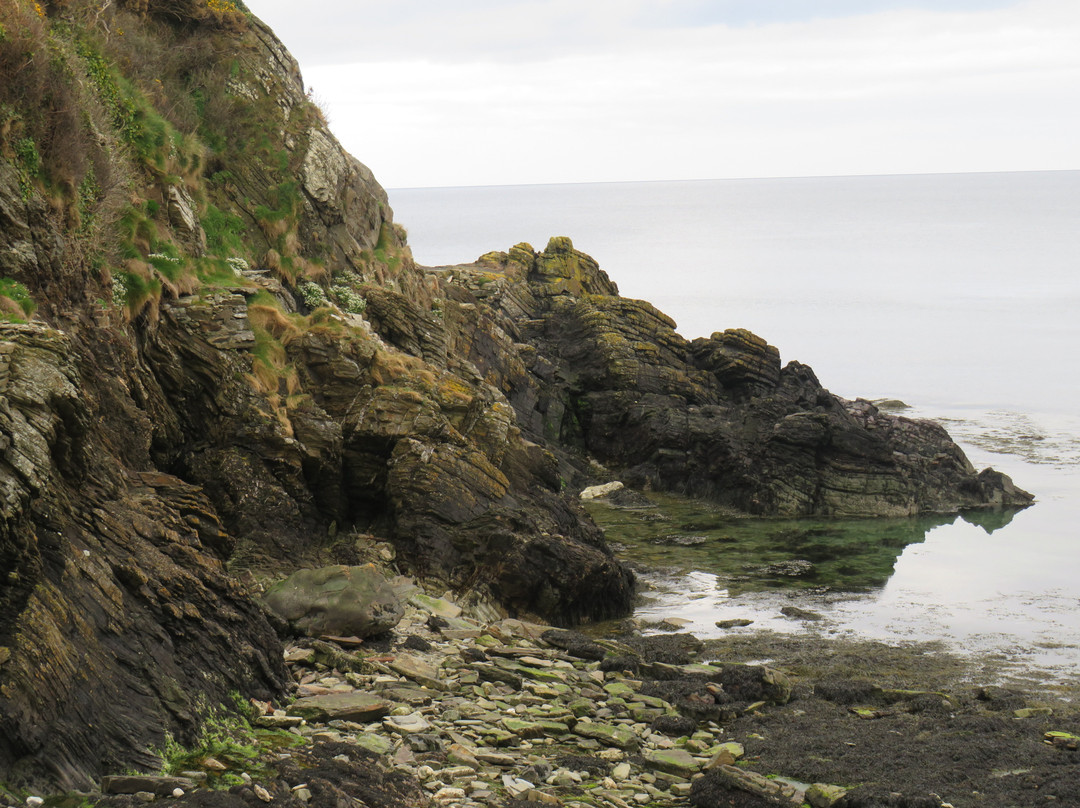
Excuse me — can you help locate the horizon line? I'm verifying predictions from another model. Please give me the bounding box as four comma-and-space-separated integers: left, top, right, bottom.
388, 167, 1080, 193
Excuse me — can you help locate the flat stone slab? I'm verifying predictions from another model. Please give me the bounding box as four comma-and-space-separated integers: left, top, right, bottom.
383, 712, 433, 734
408, 592, 462, 619
646, 748, 701, 776
573, 721, 638, 750
354, 734, 394, 755
287, 692, 391, 723
389, 652, 448, 690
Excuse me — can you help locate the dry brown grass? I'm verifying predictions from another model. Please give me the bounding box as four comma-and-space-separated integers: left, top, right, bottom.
370, 349, 436, 390
247, 303, 301, 344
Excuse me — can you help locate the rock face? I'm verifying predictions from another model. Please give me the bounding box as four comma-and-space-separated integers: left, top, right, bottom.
0, 0, 1029, 793
439, 238, 1033, 517
0, 324, 286, 788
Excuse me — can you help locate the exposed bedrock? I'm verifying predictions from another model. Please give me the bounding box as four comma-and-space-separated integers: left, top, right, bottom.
0, 325, 286, 789
440, 237, 1032, 517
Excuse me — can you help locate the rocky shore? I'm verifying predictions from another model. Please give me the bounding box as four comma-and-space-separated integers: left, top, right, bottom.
5, 568, 1074, 808
0, 0, 1039, 793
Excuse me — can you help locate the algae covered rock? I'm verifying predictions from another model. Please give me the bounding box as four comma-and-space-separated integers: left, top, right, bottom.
263, 565, 404, 638
451, 236, 1032, 519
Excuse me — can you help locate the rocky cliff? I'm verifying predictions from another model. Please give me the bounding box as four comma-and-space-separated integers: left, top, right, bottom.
0, 0, 1029, 791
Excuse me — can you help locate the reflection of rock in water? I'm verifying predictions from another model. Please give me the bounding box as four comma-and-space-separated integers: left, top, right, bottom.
608, 488, 659, 509
960, 507, 1022, 534
587, 491, 973, 594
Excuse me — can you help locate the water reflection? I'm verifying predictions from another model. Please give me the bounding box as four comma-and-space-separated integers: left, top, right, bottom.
586, 489, 1080, 676
584, 492, 1025, 595
958, 507, 1018, 534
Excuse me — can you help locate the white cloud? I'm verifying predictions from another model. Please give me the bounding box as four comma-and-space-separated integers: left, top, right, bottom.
249, 0, 1080, 187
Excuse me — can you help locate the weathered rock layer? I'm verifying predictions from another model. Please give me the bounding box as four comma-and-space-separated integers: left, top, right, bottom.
438, 237, 1031, 517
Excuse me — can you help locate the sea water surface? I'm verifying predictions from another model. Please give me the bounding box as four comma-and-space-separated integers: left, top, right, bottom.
389, 171, 1080, 680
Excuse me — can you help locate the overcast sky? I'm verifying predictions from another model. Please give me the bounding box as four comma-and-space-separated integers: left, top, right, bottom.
244, 0, 1080, 189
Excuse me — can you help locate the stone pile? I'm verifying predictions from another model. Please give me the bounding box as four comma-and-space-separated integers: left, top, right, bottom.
85, 586, 854, 808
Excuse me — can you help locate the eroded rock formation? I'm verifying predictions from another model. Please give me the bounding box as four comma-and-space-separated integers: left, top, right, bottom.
435, 237, 1032, 517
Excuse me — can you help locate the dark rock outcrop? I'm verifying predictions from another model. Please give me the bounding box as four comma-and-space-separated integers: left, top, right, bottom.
437, 238, 1032, 517
0, 324, 286, 789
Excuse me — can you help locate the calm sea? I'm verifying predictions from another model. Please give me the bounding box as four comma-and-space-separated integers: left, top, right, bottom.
389, 171, 1080, 680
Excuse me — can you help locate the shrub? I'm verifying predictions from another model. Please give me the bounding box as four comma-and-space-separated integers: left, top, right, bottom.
329, 284, 366, 314
297, 281, 327, 310
111, 267, 161, 319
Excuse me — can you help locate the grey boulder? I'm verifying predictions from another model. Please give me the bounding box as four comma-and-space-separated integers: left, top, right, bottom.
263, 564, 404, 638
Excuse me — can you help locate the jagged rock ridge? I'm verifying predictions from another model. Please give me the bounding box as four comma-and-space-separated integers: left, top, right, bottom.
0, 0, 1028, 791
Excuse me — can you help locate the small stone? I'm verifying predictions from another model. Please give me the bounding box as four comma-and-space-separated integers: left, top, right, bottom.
171, 789, 184, 798
715, 619, 753, 629
284, 647, 316, 664
476, 751, 517, 767
384, 712, 433, 734
409, 592, 462, 619
611, 762, 631, 781
26, 799, 44, 808
1014, 707, 1053, 718
446, 742, 480, 768
432, 787, 466, 803
780, 604, 822, 620
580, 481, 624, 500
704, 741, 744, 769
135, 792, 155, 804
1044, 731, 1080, 749
574, 721, 638, 750
255, 714, 304, 729
526, 789, 562, 805
253, 785, 272, 802
389, 653, 447, 690
354, 734, 394, 755
437, 765, 476, 781
501, 775, 534, 797
288, 692, 391, 723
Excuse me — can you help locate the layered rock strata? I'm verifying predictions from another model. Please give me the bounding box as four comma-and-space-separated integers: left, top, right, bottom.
438, 237, 1032, 517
